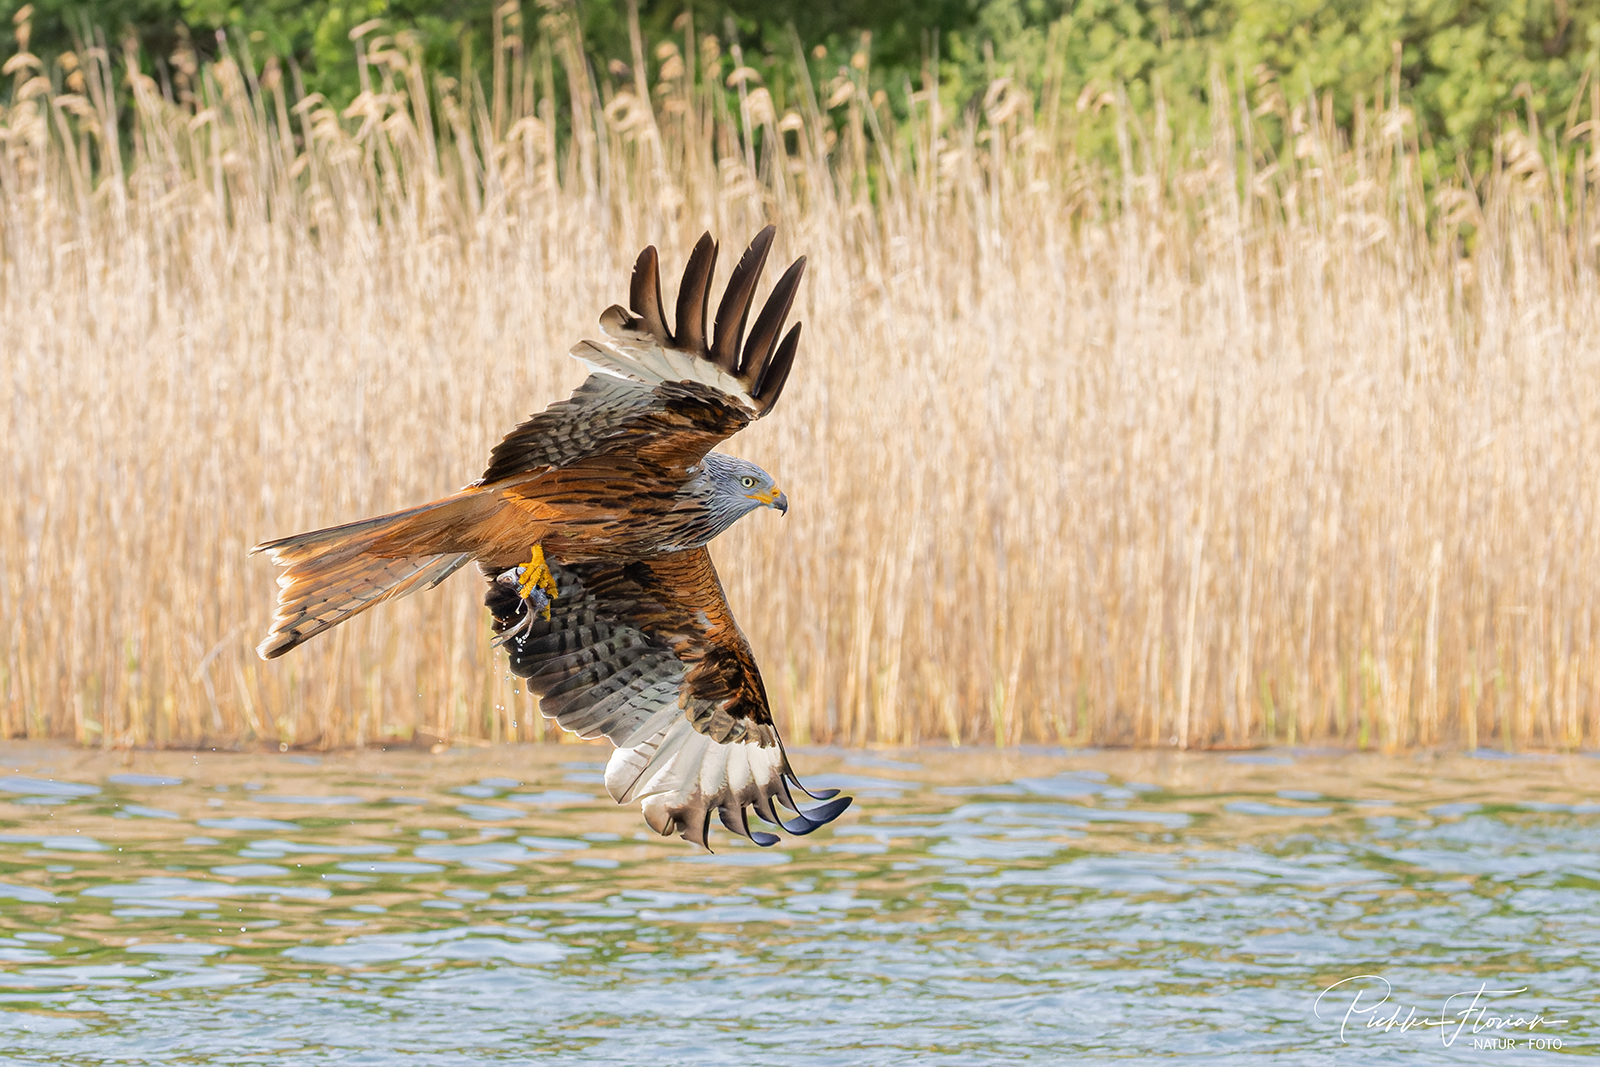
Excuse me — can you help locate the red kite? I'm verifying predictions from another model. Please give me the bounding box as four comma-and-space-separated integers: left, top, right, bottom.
254, 227, 849, 847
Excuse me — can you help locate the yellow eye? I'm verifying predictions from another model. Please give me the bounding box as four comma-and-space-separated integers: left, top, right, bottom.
740, 476, 757, 489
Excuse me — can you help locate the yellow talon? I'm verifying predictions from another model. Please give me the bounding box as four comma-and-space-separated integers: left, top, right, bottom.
516, 544, 558, 619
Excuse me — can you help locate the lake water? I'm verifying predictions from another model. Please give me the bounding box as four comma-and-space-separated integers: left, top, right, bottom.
0, 742, 1592, 1064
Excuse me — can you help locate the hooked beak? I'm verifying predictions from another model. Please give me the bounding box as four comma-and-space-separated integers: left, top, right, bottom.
748, 486, 788, 514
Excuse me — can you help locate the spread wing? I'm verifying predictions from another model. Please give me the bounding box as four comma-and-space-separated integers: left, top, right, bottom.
477, 227, 805, 485
484, 549, 850, 848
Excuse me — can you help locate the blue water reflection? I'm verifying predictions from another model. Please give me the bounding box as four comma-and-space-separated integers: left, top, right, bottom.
0, 744, 1589, 1064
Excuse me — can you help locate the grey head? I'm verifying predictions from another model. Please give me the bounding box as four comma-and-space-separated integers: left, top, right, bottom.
679, 452, 787, 546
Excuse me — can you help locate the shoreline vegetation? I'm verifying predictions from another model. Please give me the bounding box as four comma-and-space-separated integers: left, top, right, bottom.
3, 5, 1599, 753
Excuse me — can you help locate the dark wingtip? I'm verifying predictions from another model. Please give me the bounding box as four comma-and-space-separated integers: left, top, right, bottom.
683, 805, 715, 850
784, 766, 840, 801
629, 244, 672, 344
739, 254, 805, 379
775, 795, 852, 836
710, 226, 776, 372
775, 814, 814, 835
752, 322, 801, 413
750, 830, 781, 847
674, 232, 718, 354
807, 795, 853, 824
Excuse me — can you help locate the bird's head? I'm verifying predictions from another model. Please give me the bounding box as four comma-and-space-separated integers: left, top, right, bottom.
701, 452, 788, 519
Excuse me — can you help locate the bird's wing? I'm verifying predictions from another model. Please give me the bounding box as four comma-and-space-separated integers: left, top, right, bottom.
484, 548, 849, 848
478, 226, 805, 485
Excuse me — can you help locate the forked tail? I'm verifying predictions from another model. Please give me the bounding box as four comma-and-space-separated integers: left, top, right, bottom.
252, 493, 488, 659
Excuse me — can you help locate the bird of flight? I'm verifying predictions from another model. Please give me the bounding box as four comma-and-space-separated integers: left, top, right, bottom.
253, 227, 849, 848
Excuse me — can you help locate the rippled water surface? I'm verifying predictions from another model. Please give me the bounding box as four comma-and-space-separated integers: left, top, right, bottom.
0, 743, 1593, 1064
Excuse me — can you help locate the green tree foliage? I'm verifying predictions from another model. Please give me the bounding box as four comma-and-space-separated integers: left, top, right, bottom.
18, 0, 501, 101
8, 0, 1598, 180
936, 1, 1597, 177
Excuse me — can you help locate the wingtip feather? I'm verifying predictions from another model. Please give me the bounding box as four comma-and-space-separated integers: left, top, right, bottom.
711, 226, 776, 371
629, 244, 672, 345
674, 232, 718, 353
753, 322, 801, 412
739, 254, 805, 379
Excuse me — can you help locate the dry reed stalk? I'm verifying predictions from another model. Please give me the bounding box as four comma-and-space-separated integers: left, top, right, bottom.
2, 10, 1599, 752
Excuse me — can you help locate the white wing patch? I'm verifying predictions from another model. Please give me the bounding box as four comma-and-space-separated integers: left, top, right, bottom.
568, 306, 760, 414
603, 714, 847, 848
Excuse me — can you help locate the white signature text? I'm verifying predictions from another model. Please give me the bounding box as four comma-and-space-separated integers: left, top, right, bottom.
1314, 975, 1569, 1047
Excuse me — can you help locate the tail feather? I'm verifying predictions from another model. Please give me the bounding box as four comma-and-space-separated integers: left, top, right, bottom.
252, 495, 485, 659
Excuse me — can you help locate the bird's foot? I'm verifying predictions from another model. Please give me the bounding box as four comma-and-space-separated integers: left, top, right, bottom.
492, 546, 558, 649
515, 544, 559, 618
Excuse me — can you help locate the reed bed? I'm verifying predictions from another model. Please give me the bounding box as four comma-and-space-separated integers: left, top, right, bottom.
3, 9, 1599, 751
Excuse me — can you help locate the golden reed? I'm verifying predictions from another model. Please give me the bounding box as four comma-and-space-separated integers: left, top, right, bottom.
2, 7, 1598, 751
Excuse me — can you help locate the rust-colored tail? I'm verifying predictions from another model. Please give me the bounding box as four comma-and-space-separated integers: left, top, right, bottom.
252, 492, 492, 659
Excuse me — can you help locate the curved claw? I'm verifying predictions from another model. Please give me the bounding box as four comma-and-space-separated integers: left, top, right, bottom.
489, 608, 535, 649
489, 567, 548, 648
